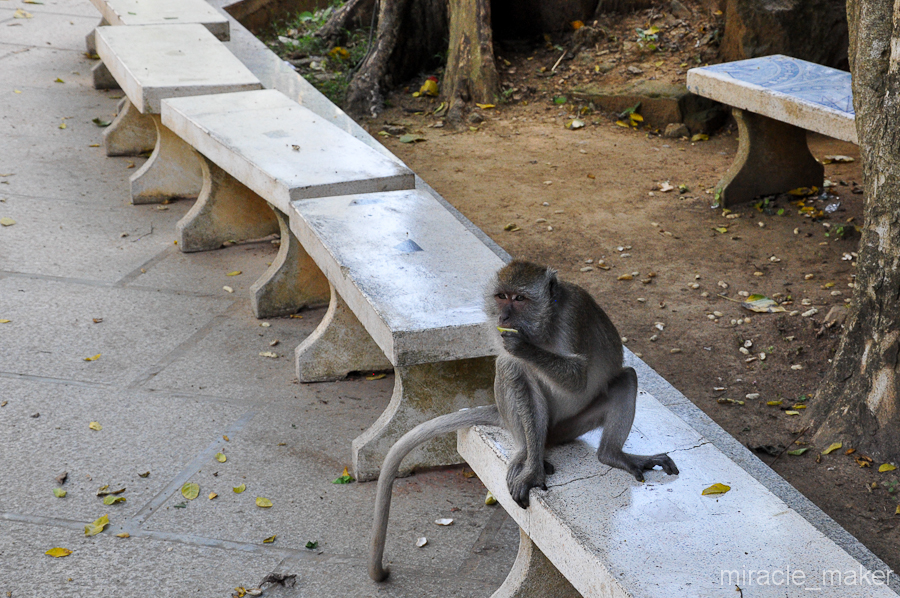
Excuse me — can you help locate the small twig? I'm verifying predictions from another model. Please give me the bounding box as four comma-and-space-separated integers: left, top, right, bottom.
131, 224, 153, 242
770, 426, 808, 466
551, 50, 567, 72
717, 293, 741, 303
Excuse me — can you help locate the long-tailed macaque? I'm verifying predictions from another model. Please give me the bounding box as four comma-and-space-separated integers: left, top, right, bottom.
368, 260, 678, 581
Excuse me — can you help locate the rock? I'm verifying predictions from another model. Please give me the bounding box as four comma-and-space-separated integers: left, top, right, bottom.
572, 25, 605, 49
382, 124, 407, 135
626, 65, 644, 75
824, 305, 848, 328
664, 123, 690, 138
468, 111, 484, 124
721, 0, 849, 69
669, 0, 691, 19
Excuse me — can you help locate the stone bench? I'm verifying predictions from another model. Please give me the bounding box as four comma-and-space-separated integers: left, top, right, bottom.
161, 89, 505, 481
687, 55, 856, 207
94, 23, 261, 203
86, 0, 229, 92
458, 387, 900, 598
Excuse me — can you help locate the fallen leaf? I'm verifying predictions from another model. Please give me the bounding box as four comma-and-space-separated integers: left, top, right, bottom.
879, 463, 897, 473
102, 495, 125, 505
485, 491, 497, 505
233, 483, 246, 493
96, 486, 124, 496
181, 482, 200, 500
365, 373, 386, 380
787, 448, 810, 456
215, 452, 226, 463
416, 537, 428, 547
896, 505, 900, 515
226, 271, 241, 276
503, 223, 521, 232
91, 117, 111, 127
434, 518, 454, 525
691, 133, 709, 142
54, 77, 64, 83
116, 532, 130, 538
333, 466, 354, 484
617, 274, 633, 281
84, 354, 101, 362
256, 497, 273, 508
328, 46, 350, 60
138, 471, 150, 478
208, 492, 218, 500
45, 547, 72, 557
399, 134, 426, 144
223, 435, 230, 441
475, 103, 495, 109
822, 442, 843, 455
566, 118, 585, 130
88, 421, 102, 431
741, 295, 786, 313
785, 410, 800, 416
0, 319, 10, 323
59, 122, 67, 129
305, 540, 318, 549
701, 483, 731, 496
14, 8, 34, 18
53, 488, 67, 498
823, 155, 854, 164
84, 514, 109, 537
1, 217, 17, 226
263, 535, 276, 543
658, 181, 675, 192
767, 400, 783, 406
788, 186, 819, 197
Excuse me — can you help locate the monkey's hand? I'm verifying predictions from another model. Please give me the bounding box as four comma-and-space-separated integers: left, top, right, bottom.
500, 329, 529, 355
506, 462, 546, 509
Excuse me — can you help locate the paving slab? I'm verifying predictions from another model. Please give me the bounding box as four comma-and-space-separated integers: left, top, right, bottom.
0, 9, 97, 52
161, 89, 415, 209
0, 276, 230, 387
0, 519, 282, 595
94, 23, 261, 115
86, 0, 229, 40
0, 376, 249, 522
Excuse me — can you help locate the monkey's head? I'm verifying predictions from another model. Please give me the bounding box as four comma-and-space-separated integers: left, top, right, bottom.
490, 260, 558, 342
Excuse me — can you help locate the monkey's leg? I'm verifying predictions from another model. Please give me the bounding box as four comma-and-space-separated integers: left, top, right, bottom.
352, 357, 495, 481
491, 528, 580, 598
103, 98, 156, 157
177, 158, 279, 252
594, 367, 679, 481
294, 289, 392, 382
250, 207, 330, 318
502, 368, 551, 509
130, 114, 203, 204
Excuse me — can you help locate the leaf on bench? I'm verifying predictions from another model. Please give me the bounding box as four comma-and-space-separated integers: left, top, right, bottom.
701, 483, 731, 496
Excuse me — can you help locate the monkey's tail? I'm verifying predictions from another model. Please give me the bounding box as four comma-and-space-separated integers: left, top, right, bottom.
368, 405, 501, 582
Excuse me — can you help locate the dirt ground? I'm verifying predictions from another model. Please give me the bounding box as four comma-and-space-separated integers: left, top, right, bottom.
349, 25, 900, 577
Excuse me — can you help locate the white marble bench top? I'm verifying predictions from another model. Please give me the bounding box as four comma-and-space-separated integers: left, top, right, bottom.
687, 55, 857, 143
94, 24, 261, 114
88, 0, 229, 40
289, 189, 505, 366
160, 89, 415, 210
458, 390, 898, 598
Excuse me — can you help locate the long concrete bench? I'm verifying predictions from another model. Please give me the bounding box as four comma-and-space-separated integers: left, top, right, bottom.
85, 0, 229, 93
161, 89, 505, 481
94, 23, 261, 204
687, 55, 856, 207
458, 385, 900, 598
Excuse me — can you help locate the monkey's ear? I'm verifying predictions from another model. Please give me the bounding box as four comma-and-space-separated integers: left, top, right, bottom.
545, 267, 558, 294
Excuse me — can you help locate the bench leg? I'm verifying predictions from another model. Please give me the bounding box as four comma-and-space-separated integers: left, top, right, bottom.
84, 17, 108, 54
715, 108, 824, 207
92, 61, 119, 90
492, 528, 581, 598
130, 114, 203, 205
176, 157, 279, 252
103, 98, 156, 157
352, 356, 495, 481
250, 207, 330, 318
294, 288, 392, 383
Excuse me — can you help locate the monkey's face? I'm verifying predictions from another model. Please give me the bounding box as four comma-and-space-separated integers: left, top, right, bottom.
494, 291, 528, 337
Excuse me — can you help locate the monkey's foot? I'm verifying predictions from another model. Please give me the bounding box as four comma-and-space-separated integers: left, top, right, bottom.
600, 451, 679, 483
507, 465, 547, 509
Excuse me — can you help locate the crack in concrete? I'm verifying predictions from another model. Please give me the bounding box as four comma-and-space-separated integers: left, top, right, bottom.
670, 440, 711, 453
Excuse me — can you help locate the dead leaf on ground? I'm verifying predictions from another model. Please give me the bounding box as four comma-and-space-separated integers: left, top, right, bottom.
255, 496, 273, 508
14, 8, 34, 18
263, 535, 276, 543
215, 452, 227, 463
84, 354, 101, 362
822, 442, 843, 455
53, 488, 67, 498
701, 483, 731, 496
0, 217, 16, 227
88, 421, 102, 431
45, 547, 72, 557
102, 495, 125, 505
233, 483, 246, 493
399, 134, 426, 143
741, 295, 786, 313
879, 463, 897, 473
84, 514, 109, 537
181, 482, 200, 500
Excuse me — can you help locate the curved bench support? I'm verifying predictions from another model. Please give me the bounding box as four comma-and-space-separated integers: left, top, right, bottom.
492, 528, 580, 598
130, 114, 203, 205
103, 98, 156, 157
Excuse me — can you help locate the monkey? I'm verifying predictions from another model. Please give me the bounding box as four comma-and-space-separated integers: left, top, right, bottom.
368, 259, 678, 582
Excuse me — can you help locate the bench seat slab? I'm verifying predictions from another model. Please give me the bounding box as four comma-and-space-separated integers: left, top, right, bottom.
177, 156, 279, 252
103, 98, 156, 157
160, 89, 415, 215
130, 115, 204, 204
352, 356, 495, 481
458, 391, 899, 598
87, 0, 230, 40
717, 108, 824, 207
250, 207, 330, 319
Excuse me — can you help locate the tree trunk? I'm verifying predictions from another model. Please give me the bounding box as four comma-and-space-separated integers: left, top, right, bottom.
443, 0, 500, 125
316, 0, 376, 43
809, 0, 900, 462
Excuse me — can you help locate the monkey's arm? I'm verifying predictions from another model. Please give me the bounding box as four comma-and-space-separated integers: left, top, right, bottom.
503, 336, 589, 394
369, 405, 501, 582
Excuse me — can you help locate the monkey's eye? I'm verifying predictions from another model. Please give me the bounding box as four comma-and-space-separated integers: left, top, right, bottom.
496, 293, 508, 300
513, 295, 526, 302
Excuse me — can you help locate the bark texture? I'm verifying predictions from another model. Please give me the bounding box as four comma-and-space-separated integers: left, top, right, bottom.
443, 0, 500, 124
721, 0, 849, 69
810, 0, 900, 462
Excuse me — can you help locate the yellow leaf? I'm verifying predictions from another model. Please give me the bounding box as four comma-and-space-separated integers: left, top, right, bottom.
256, 496, 273, 508
366, 373, 387, 380
879, 463, 897, 472
54, 77, 64, 83
896, 505, 900, 515
788, 186, 818, 196
45, 547, 72, 557
88, 421, 102, 431
223, 435, 230, 441
691, 133, 709, 142
14, 90, 22, 94
767, 400, 783, 406
233, 483, 246, 494
226, 271, 241, 276
53, 488, 66, 498
617, 274, 633, 281
0, 217, 16, 226
84, 514, 109, 537
741, 295, 786, 313
822, 442, 843, 455
263, 535, 276, 543
615, 120, 630, 128
485, 491, 497, 505
328, 46, 350, 60
116, 532, 130, 538
0, 319, 11, 324
102, 495, 125, 505
181, 482, 200, 500
84, 354, 101, 362
475, 103, 495, 110
785, 410, 800, 415
59, 122, 66, 129
702, 483, 731, 496
419, 77, 439, 97
14, 8, 33, 18
630, 113, 644, 123
215, 452, 226, 463
713, 227, 728, 234
208, 492, 218, 500
571, 20, 584, 29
